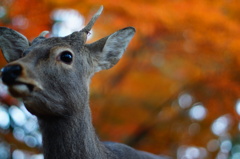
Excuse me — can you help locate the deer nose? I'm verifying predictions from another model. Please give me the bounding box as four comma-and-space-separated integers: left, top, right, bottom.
1, 65, 22, 85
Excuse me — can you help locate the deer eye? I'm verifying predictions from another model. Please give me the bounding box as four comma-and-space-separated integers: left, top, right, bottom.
60, 51, 73, 64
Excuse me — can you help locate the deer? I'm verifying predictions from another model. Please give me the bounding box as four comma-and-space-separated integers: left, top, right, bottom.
0, 6, 169, 159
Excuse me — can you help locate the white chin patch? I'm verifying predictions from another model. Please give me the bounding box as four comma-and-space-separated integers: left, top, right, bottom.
13, 84, 29, 92
10, 84, 30, 97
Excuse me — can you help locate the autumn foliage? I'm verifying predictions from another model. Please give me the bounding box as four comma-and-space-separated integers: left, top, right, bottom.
1, 0, 240, 158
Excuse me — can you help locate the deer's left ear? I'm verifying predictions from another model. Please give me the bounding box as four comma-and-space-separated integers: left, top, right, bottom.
0, 27, 29, 63
86, 27, 135, 72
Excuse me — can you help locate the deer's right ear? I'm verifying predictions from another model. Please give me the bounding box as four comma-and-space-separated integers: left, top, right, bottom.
86, 27, 135, 72
0, 27, 29, 63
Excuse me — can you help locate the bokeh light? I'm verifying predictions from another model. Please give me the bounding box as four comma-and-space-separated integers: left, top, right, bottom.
235, 100, 240, 116
51, 9, 84, 37
189, 104, 207, 121
178, 93, 193, 109
0, 106, 10, 129
211, 115, 232, 136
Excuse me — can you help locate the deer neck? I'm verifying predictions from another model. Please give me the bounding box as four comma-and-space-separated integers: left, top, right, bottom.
38, 103, 107, 159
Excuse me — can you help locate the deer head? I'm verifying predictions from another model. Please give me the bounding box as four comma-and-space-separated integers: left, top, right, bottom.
0, 6, 135, 117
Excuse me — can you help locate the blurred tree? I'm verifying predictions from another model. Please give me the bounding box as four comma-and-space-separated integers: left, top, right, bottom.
1, 0, 240, 158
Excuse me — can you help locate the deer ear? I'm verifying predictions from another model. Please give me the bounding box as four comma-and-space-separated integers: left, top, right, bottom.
87, 27, 135, 72
0, 27, 29, 63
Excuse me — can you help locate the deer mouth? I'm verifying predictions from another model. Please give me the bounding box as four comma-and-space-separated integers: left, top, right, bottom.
8, 82, 34, 97
7, 80, 42, 98
14, 82, 34, 91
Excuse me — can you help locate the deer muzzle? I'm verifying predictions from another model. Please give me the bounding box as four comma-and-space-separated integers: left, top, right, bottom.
1, 64, 42, 97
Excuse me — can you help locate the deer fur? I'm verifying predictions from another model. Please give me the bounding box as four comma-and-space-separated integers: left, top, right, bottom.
0, 6, 169, 159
